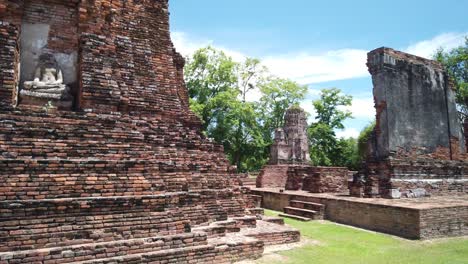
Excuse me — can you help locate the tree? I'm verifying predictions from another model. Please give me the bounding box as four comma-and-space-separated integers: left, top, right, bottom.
258, 77, 308, 142
357, 121, 376, 162
434, 37, 468, 118
185, 46, 310, 172
185, 47, 274, 172
308, 88, 355, 168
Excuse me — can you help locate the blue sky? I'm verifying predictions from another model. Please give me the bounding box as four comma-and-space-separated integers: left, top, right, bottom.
169, 0, 468, 138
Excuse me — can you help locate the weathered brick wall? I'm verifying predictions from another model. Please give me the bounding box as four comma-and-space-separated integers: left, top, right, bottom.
353, 47, 468, 198
366, 158, 468, 198
78, 0, 191, 116
0, 1, 267, 261
0, 0, 194, 118
0, 22, 19, 106
368, 47, 465, 160
257, 164, 349, 193
256, 165, 290, 188
254, 189, 468, 240
419, 205, 468, 239
22, 0, 79, 53
324, 199, 421, 239
302, 167, 348, 193
326, 199, 466, 239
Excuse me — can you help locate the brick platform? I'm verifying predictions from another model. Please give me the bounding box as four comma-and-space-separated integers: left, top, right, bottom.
251, 188, 468, 240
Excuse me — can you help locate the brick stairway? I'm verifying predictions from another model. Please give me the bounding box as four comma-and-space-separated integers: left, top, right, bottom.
280, 198, 325, 221
0, 110, 299, 263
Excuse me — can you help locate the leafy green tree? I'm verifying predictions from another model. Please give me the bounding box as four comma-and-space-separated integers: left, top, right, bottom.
185, 47, 277, 172
258, 77, 308, 142
229, 58, 269, 171
334, 138, 359, 170
185, 46, 238, 131
434, 37, 468, 118
308, 88, 355, 168
357, 121, 376, 162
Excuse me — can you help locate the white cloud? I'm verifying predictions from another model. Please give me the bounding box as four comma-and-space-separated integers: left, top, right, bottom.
336, 128, 360, 139
405, 32, 467, 59
262, 49, 369, 84
346, 98, 375, 119
171, 32, 246, 62
172, 31, 468, 86
299, 100, 317, 121
171, 32, 211, 57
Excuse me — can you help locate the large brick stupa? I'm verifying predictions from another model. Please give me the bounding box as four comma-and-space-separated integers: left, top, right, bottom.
0, 1, 298, 263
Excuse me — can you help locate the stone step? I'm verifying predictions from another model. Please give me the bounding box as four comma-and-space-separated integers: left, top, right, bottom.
247, 207, 264, 216
283, 206, 320, 219
260, 216, 284, 225
69, 244, 218, 264
232, 216, 257, 228
290, 200, 325, 212
278, 213, 311, 221
192, 225, 228, 238
0, 233, 208, 264
241, 220, 300, 246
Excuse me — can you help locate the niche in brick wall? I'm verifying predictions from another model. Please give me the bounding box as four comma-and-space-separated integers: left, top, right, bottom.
18, 0, 79, 110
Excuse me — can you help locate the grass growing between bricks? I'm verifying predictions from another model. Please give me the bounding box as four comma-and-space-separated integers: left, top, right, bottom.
262, 210, 468, 264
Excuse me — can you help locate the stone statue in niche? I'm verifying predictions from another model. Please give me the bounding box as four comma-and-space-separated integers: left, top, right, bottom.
21, 53, 72, 101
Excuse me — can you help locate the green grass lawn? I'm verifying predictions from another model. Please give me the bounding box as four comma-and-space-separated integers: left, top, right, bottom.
261, 210, 468, 264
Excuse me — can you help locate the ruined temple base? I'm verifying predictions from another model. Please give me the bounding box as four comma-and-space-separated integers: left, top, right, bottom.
0, 207, 299, 264
250, 187, 468, 240
256, 165, 349, 193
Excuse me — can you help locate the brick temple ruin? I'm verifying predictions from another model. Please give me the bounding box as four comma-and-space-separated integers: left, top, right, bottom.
252, 48, 467, 239
0, 0, 467, 260
0, 1, 300, 263
256, 107, 349, 194
255, 107, 349, 220
349, 48, 468, 199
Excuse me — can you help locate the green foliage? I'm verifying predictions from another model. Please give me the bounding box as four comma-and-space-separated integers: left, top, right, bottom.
312, 88, 352, 130
334, 137, 359, 170
434, 37, 468, 117
357, 121, 376, 162
263, 210, 468, 264
185, 47, 359, 171
185, 46, 238, 130
308, 88, 357, 169
185, 46, 306, 172
258, 77, 308, 142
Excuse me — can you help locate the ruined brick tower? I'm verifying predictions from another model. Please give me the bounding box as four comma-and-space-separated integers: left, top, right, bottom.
269, 107, 311, 165
0, 1, 299, 263
257, 106, 348, 193
351, 48, 468, 198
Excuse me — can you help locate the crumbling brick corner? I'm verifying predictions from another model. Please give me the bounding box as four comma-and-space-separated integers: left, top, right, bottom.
350, 47, 468, 199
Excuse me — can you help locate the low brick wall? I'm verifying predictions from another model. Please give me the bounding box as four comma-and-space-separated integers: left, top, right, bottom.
256, 165, 290, 188
253, 189, 468, 240
324, 199, 420, 239
258, 165, 349, 193
302, 167, 348, 193
419, 205, 468, 239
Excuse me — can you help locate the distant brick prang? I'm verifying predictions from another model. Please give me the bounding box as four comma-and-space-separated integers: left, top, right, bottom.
257, 106, 348, 192
0, 1, 300, 262
350, 48, 468, 198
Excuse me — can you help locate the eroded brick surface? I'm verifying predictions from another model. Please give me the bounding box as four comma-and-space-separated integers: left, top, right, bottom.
351, 48, 468, 198
0, 1, 299, 263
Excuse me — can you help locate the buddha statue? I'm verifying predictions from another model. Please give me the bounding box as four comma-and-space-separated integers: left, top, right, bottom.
22, 53, 72, 101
